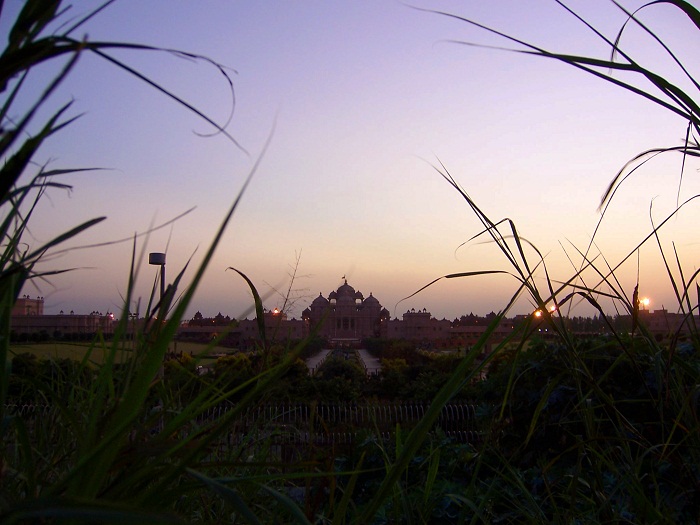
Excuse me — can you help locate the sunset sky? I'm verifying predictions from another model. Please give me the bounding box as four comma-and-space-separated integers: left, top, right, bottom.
9, 0, 700, 321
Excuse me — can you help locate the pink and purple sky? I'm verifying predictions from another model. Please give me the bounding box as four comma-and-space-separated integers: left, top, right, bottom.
8, 0, 700, 320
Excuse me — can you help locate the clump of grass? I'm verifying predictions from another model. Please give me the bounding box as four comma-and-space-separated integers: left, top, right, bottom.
385, 1, 700, 523
4, 1, 700, 523
0, 2, 316, 523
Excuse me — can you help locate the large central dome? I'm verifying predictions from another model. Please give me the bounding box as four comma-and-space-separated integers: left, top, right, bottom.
328, 279, 363, 302
336, 279, 355, 297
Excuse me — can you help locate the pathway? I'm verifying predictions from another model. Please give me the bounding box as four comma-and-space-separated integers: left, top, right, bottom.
305, 348, 384, 376
357, 348, 382, 376
304, 348, 332, 373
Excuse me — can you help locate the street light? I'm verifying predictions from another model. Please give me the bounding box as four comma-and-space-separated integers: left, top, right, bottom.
149, 252, 166, 301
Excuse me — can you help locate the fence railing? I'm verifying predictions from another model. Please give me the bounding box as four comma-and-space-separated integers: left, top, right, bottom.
197, 401, 477, 428
5, 401, 483, 446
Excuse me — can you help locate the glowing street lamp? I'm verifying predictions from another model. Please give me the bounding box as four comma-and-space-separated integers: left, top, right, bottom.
149, 252, 166, 301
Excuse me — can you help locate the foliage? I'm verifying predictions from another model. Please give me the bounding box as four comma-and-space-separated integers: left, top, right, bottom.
3, 1, 700, 523
332, 430, 477, 524
392, 1, 700, 522
312, 355, 367, 401
0, 2, 309, 523
459, 334, 699, 523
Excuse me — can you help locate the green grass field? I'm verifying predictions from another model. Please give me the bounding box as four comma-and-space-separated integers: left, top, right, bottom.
8, 341, 235, 364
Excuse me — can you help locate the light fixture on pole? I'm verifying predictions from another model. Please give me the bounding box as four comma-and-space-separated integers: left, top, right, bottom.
149, 252, 166, 301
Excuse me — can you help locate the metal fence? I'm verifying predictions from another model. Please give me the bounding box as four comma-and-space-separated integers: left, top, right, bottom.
4, 401, 482, 448
197, 402, 476, 429
190, 401, 480, 445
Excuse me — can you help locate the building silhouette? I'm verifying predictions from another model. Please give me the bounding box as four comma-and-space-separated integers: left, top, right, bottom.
16, 281, 695, 349
302, 279, 387, 343
177, 280, 450, 347
10, 297, 115, 339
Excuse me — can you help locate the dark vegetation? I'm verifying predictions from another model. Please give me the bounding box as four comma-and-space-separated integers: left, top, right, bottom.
1, 1, 699, 523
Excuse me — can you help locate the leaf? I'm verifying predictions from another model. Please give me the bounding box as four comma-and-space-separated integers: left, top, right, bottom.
24, 217, 106, 261
187, 469, 262, 525
8, 0, 60, 53
228, 267, 267, 349
258, 485, 312, 525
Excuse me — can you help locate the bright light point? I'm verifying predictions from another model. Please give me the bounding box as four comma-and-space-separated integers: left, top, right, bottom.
549, 305, 557, 312
641, 297, 650, 308
273, 308, 280, 314
534, 310, 542, 318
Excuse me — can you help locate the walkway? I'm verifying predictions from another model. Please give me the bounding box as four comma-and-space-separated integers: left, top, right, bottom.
304, 348, 332, 373
304, 348, 383, 376
357, 349, 382, 376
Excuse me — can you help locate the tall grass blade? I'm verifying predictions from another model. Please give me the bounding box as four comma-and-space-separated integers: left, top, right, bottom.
229, 267, 268, 350
186, 469, 262, 525
358, 311, 510, 522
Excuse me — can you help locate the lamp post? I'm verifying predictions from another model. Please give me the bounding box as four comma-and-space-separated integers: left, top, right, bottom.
149, 252, 166, 301
149, 252, 172, 371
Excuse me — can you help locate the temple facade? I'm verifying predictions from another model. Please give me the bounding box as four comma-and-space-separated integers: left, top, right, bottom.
10, 297, 115, 338
302, 280, 389, 342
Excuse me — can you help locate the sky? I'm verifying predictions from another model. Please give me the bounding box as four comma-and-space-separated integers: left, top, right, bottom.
7, 0, 700, 321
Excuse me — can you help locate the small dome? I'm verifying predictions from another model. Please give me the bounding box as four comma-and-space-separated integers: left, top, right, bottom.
364, 293, 379, 305
312, 293, 329, 306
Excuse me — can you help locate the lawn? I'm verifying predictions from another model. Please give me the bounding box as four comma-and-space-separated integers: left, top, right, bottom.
8, 341, 235, 364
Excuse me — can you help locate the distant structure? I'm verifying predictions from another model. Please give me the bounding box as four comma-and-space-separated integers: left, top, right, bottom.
10, 297, 115, 339
383, 308, 451, 342
177, 279, 450, 347
16, 283, 696, 349
302, 279, 388, 343
12, 296, 44, 316
636, 308, 698, 342
300, 279, 452, 344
